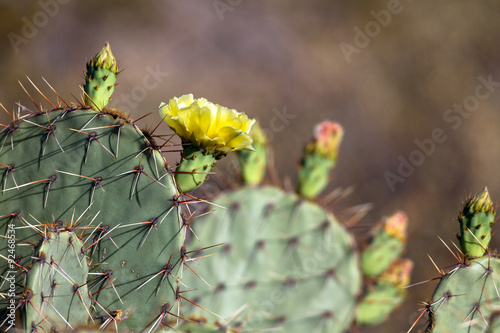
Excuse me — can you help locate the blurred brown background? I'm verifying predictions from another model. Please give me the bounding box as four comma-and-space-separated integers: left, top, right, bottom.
2, 1, 500, 332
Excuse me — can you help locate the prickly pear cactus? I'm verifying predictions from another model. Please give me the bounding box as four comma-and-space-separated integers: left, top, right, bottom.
183, 121, 412, 332
0, 105, 185, 332
412, 188, 500, 332
0, 44, 254, 332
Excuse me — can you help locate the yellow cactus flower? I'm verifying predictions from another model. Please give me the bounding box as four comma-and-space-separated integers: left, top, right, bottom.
159, 94, 255, 157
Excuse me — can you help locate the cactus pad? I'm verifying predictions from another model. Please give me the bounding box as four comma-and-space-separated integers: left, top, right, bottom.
184, 185, 362, 333
0, 107, 187, 331
430, 256, 500, 332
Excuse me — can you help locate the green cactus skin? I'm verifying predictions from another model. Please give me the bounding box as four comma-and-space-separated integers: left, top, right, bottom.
173, 318, 240, 333
355, 281, 404, 326
360, 232, 405, 277
413, 189, 499, 332
25, 231, 91, 331
487, 312, 500, 333
83, 43, 118, 109
236, 142, 267, 186
458, 188, 495, 258
236, 122, 268, 186
360, 212, 408, 277
429, 256, 500, 332
356, 258, 412, 326
184, 185, 362, 333
175, 146, 218, 192
0, 107, 187, 332
70, 320, 240, 333
297, 153, 335, 199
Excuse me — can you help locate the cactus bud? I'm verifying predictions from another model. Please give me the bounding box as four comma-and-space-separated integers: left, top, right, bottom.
236, 121, 268, 185
356, 256, 412, 327
458, 187, 496, 257
379, 259, 414, 289
361, 211, 409, 277
297, 121, 343, 199
383, 211, 408, 242
306, 120, 344, 160
91, 43, 118, 73
83, 43, 118, 109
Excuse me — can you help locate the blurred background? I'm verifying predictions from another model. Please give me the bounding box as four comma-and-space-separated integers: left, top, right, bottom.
2, 1, 500, 332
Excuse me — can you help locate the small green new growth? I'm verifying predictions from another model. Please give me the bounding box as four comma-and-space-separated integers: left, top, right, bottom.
458, 187, 496, 257
236, 121, 268, 185
360, 211, 408, 277
175, 145, 218, 191
297, 121, 343, 199
83, 43, 118, 109
356, 215, 413, 327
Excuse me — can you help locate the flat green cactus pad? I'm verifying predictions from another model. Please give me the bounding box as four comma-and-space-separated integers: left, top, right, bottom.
0, 107, 187, 331
430, 256, 500, 332
184, 185, 362, 333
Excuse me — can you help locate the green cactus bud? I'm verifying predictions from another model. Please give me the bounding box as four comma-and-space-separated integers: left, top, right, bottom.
458, 187, 496, 257
355, 281, 404, 326
83, 43, 118, 109
360, 211, 408, 277
297, 121, 343, 199
236, 121, 268, 185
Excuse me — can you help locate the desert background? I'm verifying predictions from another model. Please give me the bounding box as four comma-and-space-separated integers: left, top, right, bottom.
2, 1, 500, 332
